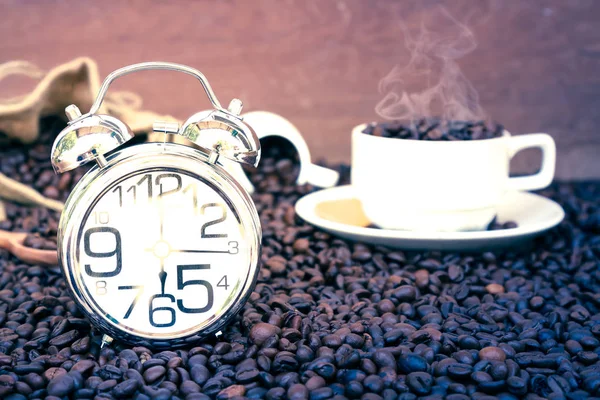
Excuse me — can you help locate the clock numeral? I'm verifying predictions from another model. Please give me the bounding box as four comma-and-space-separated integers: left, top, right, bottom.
201, 203, 227, 238
149, 294, 176, 328
84, 227, 122, 278
228, 241, 239, 254
118, 285, 144, 319
137, 173, 153, 201
92, 211, 110, 225
127, 185, 137, 203
156, 174, 182, 197
217, 275, 229, 290
95, 280, 107, 295
112, 186, 122, 207
176, 265, 214, 314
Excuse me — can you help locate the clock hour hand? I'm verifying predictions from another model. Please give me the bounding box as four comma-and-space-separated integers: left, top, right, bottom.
158, 267, 167, 295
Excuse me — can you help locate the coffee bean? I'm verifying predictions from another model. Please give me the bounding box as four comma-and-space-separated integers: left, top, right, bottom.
44, 367, 67, 381
373, 350, 396, 370
406, 372, 433, 395
394, 286, 417, 302
322, 334, 342, 348
529, 296, 544, 309
98, 365, 123, 381
363, 375, 384, 393
249, 323, 281, 346
448, 265, 464, 282
453, 350, 476, 365
47, 374, 75, 397
486, 284, 505, 295
287, 383, 308, 400
579, 351, 599, 364
447, 364, 473, 379
48, 330, 78, 347
180, 380, 201, 396
266, 256, 287, 275
479, 347, 506, 362
143, 365, 165, 384
70, 359, 96, 374
13, 363, 43, 374
217, 384, 245, 399
0, 375, 15, 397
236, 368, 259, 383
292, 239, 310, 253
471, 371, 493, 384
305, 375, 326, 391
266, 387, 286, 400
112, 378, 138, 397
310, 387, 333, 400
97, 378, 117, 393
507, 376, 527, 395
446, 395, 470, 400
398, 353, 428, 373
345, 381, 363, 397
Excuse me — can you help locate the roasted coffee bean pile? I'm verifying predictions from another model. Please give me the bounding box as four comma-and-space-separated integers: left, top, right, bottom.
0, 117, 600, 399
363, 119, 504, 141
242, 136, 301, 193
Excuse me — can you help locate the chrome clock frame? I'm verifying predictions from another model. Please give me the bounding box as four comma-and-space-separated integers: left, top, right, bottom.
58, 142, 261, 348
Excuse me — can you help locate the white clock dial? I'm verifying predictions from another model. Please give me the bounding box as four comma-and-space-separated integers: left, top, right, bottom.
75, 169, 250, 338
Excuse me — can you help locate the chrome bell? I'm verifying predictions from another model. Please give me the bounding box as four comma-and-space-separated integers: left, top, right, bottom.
51, 104, 134, 173
154, 99, 261, 167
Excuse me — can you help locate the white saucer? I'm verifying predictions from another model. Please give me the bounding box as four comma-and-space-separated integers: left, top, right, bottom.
295, 185, 565, 251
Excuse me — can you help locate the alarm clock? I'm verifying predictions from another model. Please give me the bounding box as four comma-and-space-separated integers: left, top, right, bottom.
50, 62, 262, 348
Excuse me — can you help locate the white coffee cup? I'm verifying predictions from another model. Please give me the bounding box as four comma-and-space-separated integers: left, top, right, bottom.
221, 111, 340, 193
351, 123, 556, 232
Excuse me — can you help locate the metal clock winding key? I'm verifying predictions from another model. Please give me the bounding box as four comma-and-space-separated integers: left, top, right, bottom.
50, 62, 262, 348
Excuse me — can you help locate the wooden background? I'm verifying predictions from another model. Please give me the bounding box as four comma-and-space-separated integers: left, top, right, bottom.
1, 0, 599, 180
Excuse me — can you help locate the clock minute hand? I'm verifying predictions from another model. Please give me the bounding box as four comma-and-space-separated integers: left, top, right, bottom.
158, 200, 167, 294
171, 249, 234, 254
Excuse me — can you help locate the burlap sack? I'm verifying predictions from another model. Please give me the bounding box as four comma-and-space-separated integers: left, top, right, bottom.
0, 58, 180, 217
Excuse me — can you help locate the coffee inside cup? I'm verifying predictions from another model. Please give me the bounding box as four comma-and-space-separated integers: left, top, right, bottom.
243, 135, 301, 192
363, 118, 504, 141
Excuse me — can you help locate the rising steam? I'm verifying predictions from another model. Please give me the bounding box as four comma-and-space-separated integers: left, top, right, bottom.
375, 7, 486, 122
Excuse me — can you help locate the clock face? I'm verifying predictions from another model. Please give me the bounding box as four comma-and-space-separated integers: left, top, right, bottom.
74, 168, 251, 339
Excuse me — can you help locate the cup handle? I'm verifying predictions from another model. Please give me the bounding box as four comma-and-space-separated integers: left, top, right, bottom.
507, 133, 556, 191
301, 163, 340, 188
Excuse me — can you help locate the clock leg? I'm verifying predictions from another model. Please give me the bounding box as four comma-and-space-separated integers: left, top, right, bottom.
101, 334, 114, 349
